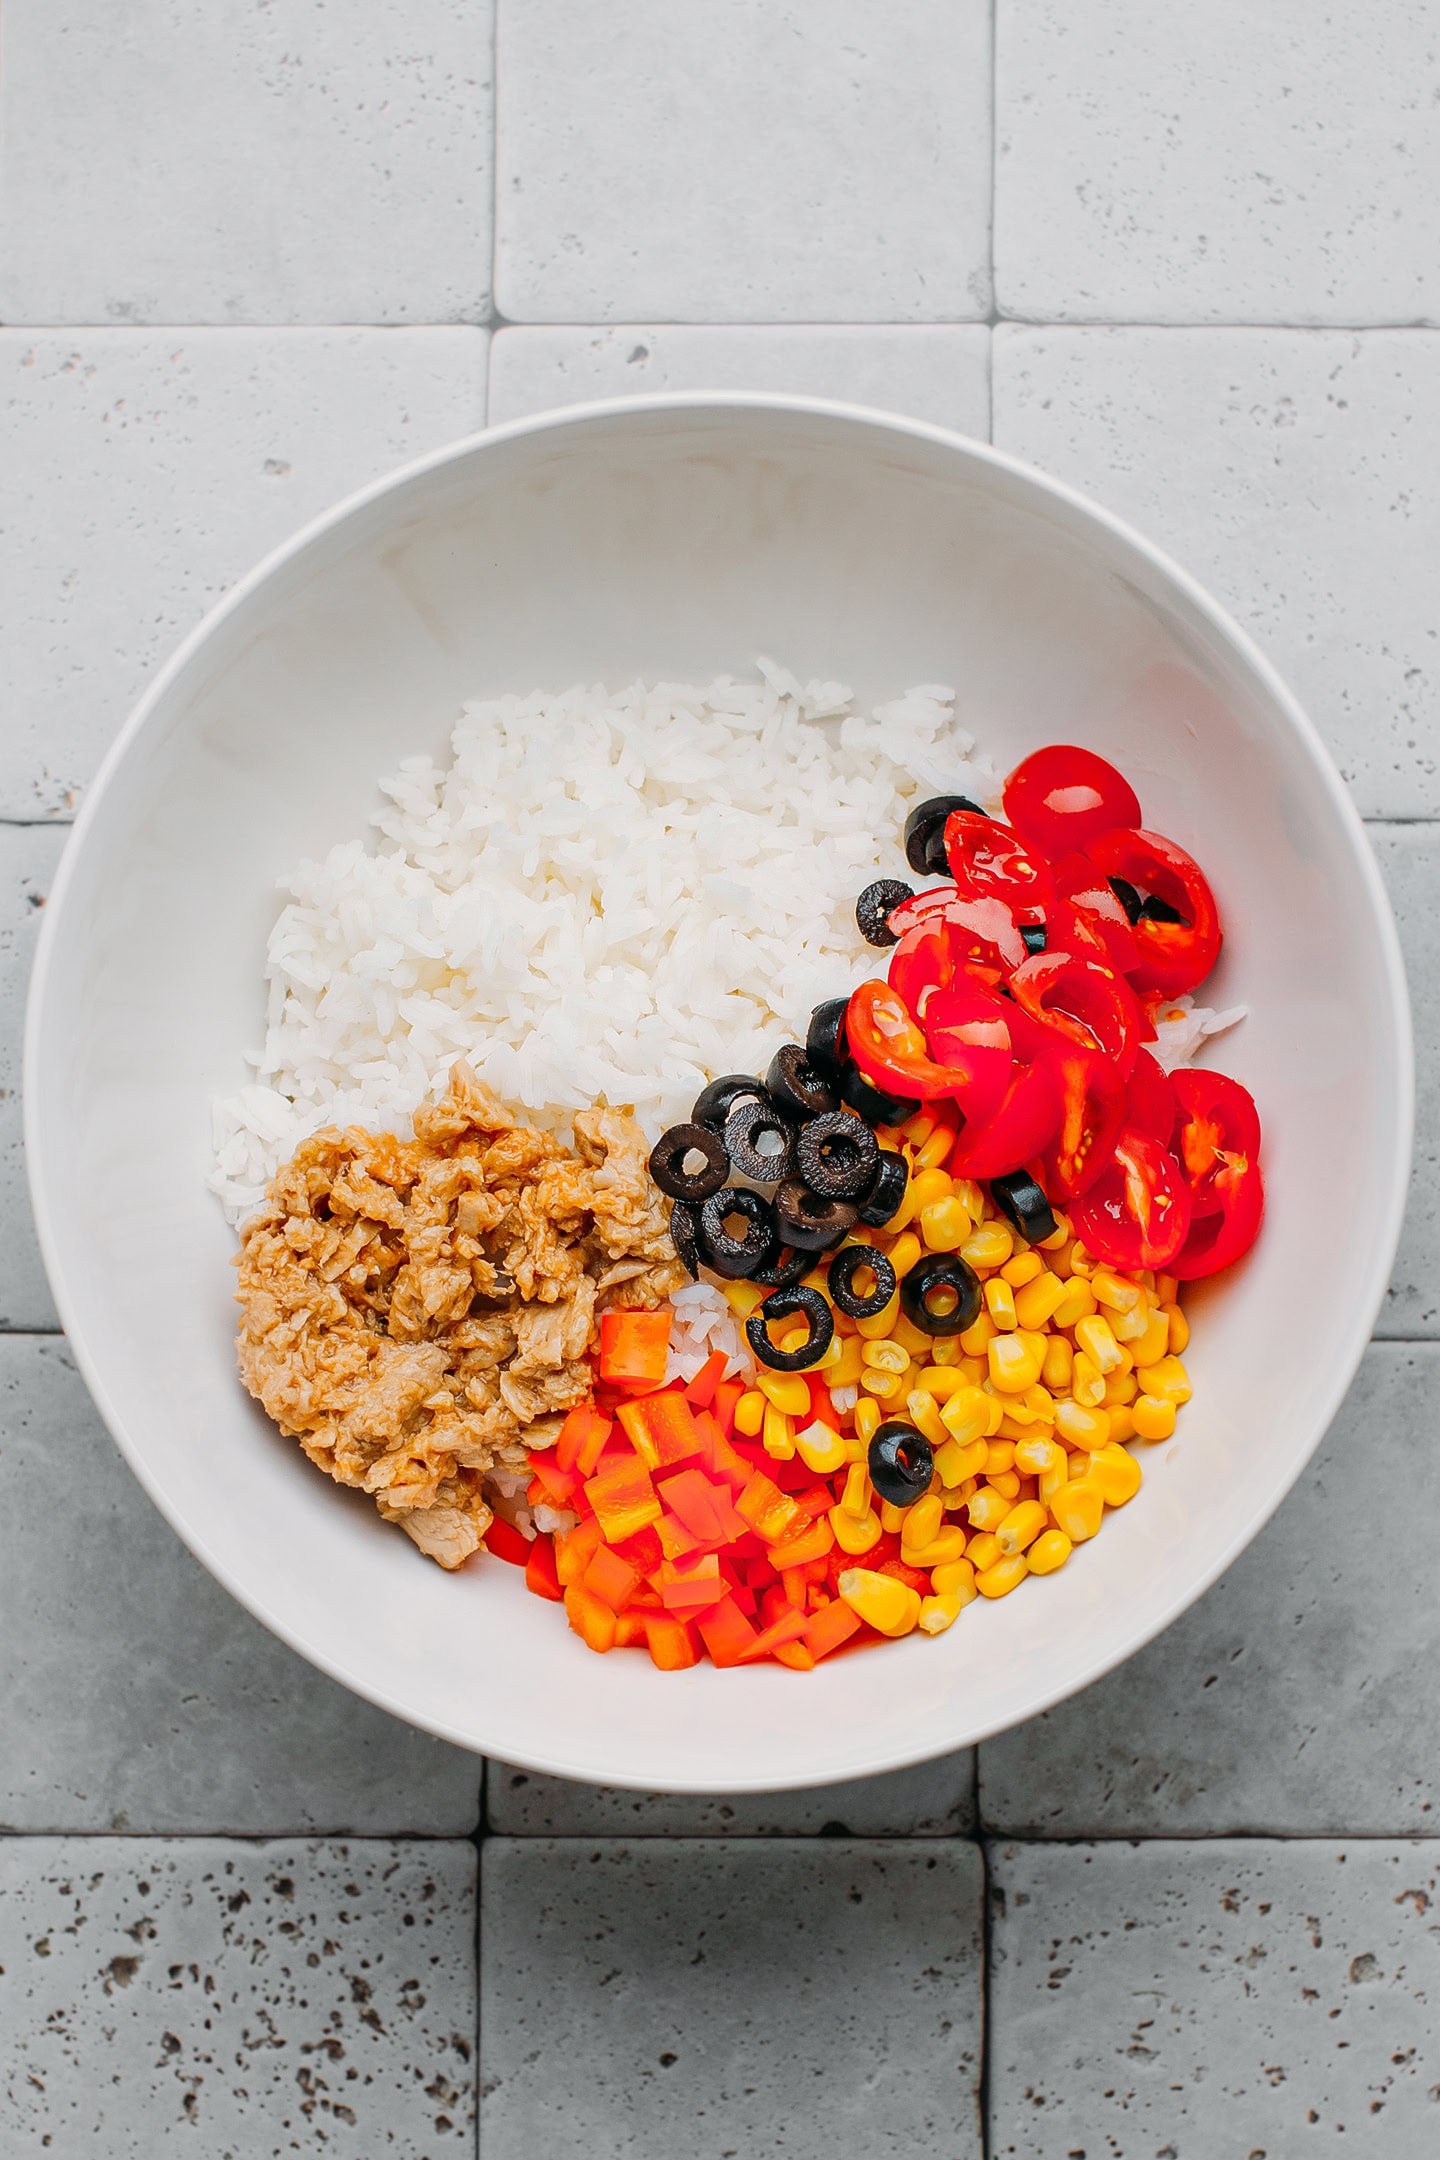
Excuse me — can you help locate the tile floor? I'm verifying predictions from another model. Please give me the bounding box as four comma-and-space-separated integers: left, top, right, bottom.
2, 4, 1436, 2153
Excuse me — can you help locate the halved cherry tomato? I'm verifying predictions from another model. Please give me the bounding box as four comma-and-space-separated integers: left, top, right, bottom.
886, 885, 1029, 972
1124, 1048, 1177, 1144
943, 810, 1055, 924
1167, 1068, 1264, 1279
1084, 828, 1221, 996
947, 1004, 1062, 1179
921, 980, 1015, 1126
1071, 1129, 1193, 1271
887, 904, 1026, 1020
1038, 1043, 1128, 1200
1051, 852, 1141, 973
1003, 745, 1143, 857
1009, 951, 1142, 1080
846, 980, 1010, 1107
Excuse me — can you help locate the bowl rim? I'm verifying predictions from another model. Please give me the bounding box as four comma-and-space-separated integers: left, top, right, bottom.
24, 391, 1415, 1788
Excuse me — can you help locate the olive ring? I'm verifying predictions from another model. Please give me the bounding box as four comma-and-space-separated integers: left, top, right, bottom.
988, 1169, 1058, 1246
827, 1242, 898, 1319
867, 1421, 934, 1507
775, 1179, 858, 1252
858, 1149, 910, 1228
698, 1188, 778, 1279
745, 1284, 835, 1373
723, 1096, 797, 1184
693, 1072, 769, 1134
648, 1121, 730, 1202
855, 877, 914, 947
668, 1199, 703, 1280
751, 1242, 811, 1290
795, 1108, 879, 1199
899, 1251, 982, 1336
766, 1043, 838, 1121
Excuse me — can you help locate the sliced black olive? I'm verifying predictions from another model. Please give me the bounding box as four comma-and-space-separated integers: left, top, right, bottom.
774, 1178, 858, 1252
668, 1199, 702, 1280
903, 793, 987, 877
1020, 922, 1047, 956
868, 1420, 934, 1507
648, 1121, 730, 1201
855, 877, 915, 947
900, 1250, 982, 1336
1108, 876, 1145, 926
857, 1148, 910, 1227
988, 1169, 1058, 1245
1138, 891, 1186, 925
693, 1072, 768, 1133
805, 996, 850, 1076
837, 1059, 920, 1128
765, 1043, 838, 1121
745, 1284, 835, 1373
827, 1242, 898, 1319
698, 1188, 778, 1279
795, 1108, 879, 1200
751, 1242, 811, 1290
723, 1097, 797, 1184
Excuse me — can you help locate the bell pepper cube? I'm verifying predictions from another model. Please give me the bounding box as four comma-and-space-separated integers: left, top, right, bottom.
584, 1456, 661, 1542
803, 1598, 865, 1661
656, 1467, 733, 1546
691, 1410, 752, 1490
583, 1543, 641, 1612
696, 1593, 760, 1668
483, 1517, 532, 1567
657, 1511, 705, 1562
772, 1639, 817, 1670
563, 1581, 617, 1652
613, 1610, 652, 1649
683, 1350, 728, 1409
609, 1521, 664, 1581
598, 1309, 672, 1386
658, 1553, 726, 1616
527, 1455, 583, 1511
555, 1515, 605, 1586
766, 1516, 836, 1572
556, 1403, 613, 1477
618, 1392, 704, 1470
735, 1470, 805, 1546
737, 1605, 812, 1662
712, 1377, 745, 1439
643, 1613, 702, 1671
524, 1532, 564, 1603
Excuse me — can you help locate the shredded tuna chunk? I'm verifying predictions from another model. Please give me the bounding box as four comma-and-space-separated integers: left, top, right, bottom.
235, 1062, 683, 1567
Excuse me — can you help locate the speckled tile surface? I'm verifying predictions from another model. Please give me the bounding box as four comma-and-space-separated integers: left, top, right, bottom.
488, 1752, 974, 1837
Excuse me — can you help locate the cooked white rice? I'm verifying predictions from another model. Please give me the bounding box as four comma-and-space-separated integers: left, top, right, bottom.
209, 665, 999, 1224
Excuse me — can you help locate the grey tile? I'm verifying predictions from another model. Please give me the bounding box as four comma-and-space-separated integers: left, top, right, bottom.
0, 0, 493, 324
0, 824, 66, 1332
487, 1753, 975, 1837
0, 1836, 477, 2155
979, 1344, 1440, 1836
481, 1838, 984, 2160
495, 0, 992, 323
0, 328, 488, 820
488, 324, 992, 437
993, 327, 1440, 819
1374, 823, 1440, 1336
0, 1338, 481, 1833
989, 1839, 1440, 2156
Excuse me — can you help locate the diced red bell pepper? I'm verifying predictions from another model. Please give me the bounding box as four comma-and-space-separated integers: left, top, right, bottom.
613, 1610, 652, 1649
657, 1510, 705, 1561
803, 1599, 865, 1661
564, 1581, 618, 1651
610, 1521, 665, 1581
711, 1378, 745, 1439
584, 1455, 661, 1543
683, 1350, 728, 1409
643, 1612, 702, 1670
772, 1639, 817, 1671
658, 1552, 727, 1616
735, 1470, 806, 1546
767, 1516, 836, 1571
556, 1403, 613, 1477
555, 1515, 605, 1586
526, 1455, 583, 1511
583, 1543, 641, 1612
598, 1309, 672, 1386
692, 1411, 753, 1490
780, 1566, 814, 1609
738, 1605, 812, 1662
696, 1593, 760, 1668
617, 1391, 704, 1470
524, 1532, 564, 1603
483, 1517, 532, 1567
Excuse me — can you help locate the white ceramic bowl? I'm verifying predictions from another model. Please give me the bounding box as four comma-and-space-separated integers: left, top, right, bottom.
27, 396, 1411, 1792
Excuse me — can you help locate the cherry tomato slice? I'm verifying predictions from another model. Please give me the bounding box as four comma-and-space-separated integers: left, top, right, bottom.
1084, 828, 1222, 996
845, 980, 1011, 1106
946, 1003, 1062, 1179
921, 980, 1015, 1126
887, 900, 1028, 1019
1002, 745, 1143, 858
1008, 950, 1142, 1080
1051, 852, 1141, 973
943, 810, 1055, 925
1038, 1043, 1129, 1201
1167, 1068, 1265, 1278
1124, 1048, 1177, 1144
1071, 1129, 1193, 1272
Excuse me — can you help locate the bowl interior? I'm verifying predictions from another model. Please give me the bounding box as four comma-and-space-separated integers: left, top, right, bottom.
27, 400, 1409, 1791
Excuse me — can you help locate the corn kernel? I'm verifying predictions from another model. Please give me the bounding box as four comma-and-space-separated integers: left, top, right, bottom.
1054, 1398, 1112, 1451
1135, 1353, 1192, 1405
939, 1384, 992, 1446
1007, 1384, 1056, 1428
1075, 1314, 1123, 1374
762, 1402, 795, 1459
901, 1109, 938, 1147
967, 1483, 1013, 1532
931, 1337, 965, 1367
861, 1367, 907, 1401
976, 1553, 1030, 1598
1009, 1271, 1064, 1331
1166, 1305, 1189, 1355
905, 1526, 969, 1567
1039, 1459, 1069, 1508
1091, 1441, 1143, 1507
984, 1276, 1018, 1330
914, 1364, 968, 1401
997, 1254, 1041, 1294
984, 1439, 1016, 1475
916, 1124, 958, 1171
1036, 1212, 1071, 1251
795, 1418, 848, 1474
900, 1493, 944, 1549
861, 1338, 909, 1375
776, 1321, 813, 1356
962, 1223, 1014, 1271
758, 1371, 810, 1417
1013, 1432, 1063, 1476
892, 1312, 936, 1358
918, 1194, 971, 1253
931, 1556, 976, 1599
879, 1497, 910, 1535
1091, 1266, 1143, 1313
1052, 1278, 1098, 1330
918, 1591, 964, 1634
965, 1530, 1003, 1573
1027, 1527, 1073, 1576
899, 1391, 946, 1452
828, 1504, 880, 1555
988, 1469, 1021, 1500
1071, 1350, 1106, 1408
1068, 1240, 1096, 1277
1107, 1404, 1136, 1445
935, 1433, 989, 1486
988, 1333, 1045, 1394
996, 1499, 1048, 1555
734, 1389, 766, 1437
1041, 1333, 1074, 1393
1109, 1300, 1152, 1344
829, 1335, 866, 1388
1049, 1475, 1105, 1542
960, 1310, 997, 1357
720, 1278, 766, 1317
853, 1395, 883, 1447
855, 1290, 903, 1340
1102, 1367, 1138, 1407
1132, 1394, 1177, 1441
1156, 1272, 1179, 1308
837, 1567, 922, 1637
